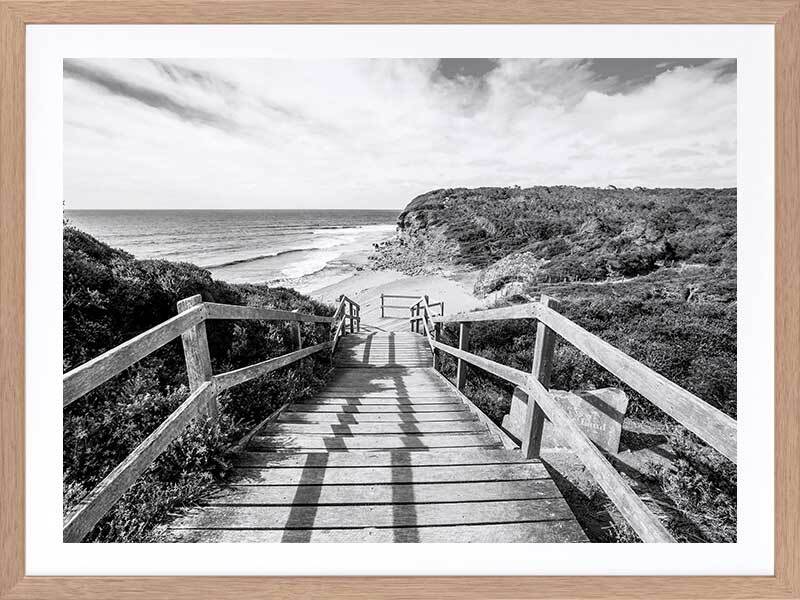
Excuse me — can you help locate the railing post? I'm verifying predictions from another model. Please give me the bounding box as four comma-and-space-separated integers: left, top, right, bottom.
410, 305, 416, 333
521, 295, 559, 458
456, 322, 470, 391
356, 305, 361, 332
176, 294, 217, 420
381, 293, 385, 319
432, 322, 441, 369
349, 301, 354, 334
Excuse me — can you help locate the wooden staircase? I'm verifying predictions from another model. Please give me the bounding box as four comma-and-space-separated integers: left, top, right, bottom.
167, 328, 587, 542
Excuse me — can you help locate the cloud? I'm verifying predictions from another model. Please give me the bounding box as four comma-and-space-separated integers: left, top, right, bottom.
64, 59, 240, 133
63, 58, 736, 210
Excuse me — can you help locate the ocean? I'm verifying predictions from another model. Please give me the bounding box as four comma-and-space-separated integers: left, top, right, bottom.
65, 209, 399, 293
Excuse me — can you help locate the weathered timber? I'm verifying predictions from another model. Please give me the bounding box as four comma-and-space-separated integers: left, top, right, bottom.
523, 376, 675, 543
521, 294, 559, 458
169, 520, 587, 543
199, 479, 562, 506
205, 302, 332, 323
62, 303, 205, 406
63, 382, 216, 542
431, 303, 540, 324
536, 303, 737, 462
213, 342, 330, 391
177, 295, 217, 419
248, 432, 501, 451
170, 498, 574, 530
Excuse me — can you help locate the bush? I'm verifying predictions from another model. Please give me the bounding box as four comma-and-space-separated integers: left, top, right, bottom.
63, 226, 335, 541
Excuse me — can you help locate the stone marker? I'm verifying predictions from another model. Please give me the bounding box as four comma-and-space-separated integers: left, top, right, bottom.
502, 387, 629, 454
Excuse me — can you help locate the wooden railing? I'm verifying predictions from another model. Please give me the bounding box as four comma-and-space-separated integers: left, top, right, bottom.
378, 293, 439, 319
61, 293, 358, 543
410, 294, 738, 543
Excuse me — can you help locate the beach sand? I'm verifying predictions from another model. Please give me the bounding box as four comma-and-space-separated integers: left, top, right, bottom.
309, 268, 483, 324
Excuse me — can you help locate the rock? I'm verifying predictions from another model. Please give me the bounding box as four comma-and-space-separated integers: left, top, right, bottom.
502, 387, 630, 454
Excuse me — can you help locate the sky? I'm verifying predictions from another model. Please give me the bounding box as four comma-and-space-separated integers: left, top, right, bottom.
64, 58, 737, 210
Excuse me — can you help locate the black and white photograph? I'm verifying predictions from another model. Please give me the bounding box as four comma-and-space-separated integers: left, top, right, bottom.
62, 57, 737, 544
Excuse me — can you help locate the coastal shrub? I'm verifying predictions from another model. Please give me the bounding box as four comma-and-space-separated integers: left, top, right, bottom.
63, 226, 334, 541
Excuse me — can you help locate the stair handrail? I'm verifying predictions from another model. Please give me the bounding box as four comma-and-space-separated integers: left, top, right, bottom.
408, 293, 738, 543
62, 294, 336, 543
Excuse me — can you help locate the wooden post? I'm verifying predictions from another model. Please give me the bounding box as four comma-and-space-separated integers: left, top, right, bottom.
521, 295, 559, 458
356, 306, 360, 332
456, 322, 470, 391
440, 301, 445, 317
349, 302, 354, 334
432, 323, 441, 370
380, 294, 385, 319
176, 294, 217, 420
410, 305, 416, 333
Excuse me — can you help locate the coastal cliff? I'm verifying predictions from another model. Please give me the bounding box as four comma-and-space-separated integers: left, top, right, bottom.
370, 186, 736, 301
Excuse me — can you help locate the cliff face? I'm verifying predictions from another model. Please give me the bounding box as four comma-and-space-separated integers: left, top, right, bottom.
370, 186, 736, 299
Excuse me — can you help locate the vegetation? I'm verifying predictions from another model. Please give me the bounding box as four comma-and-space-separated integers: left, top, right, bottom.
63, 226, 334, 541
377, 186, 737, 542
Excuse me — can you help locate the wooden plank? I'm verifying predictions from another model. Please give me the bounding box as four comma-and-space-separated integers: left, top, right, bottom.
286, 403, 468, 413
248, 432, 500, 451
205, 302, 332, 324
431, 303, 540, 324
62, 303, 205, 406
536, 304, 737, 463
231, 448, 536, 469
197, 479, 562, 506
522, 294, 559, 458
523, 376, 675, 543
63, 382, 216, 542
318, 388, 452, 394
334, 362, 433, 368
305, 398, 462, 406
278, 411, 478, 424
168, 519, 587, 543
264, 421, 487, 435
380, 294, 420, 299
177, 295, 217, 419
170, 498, 575, 530
213, 342, 330, 391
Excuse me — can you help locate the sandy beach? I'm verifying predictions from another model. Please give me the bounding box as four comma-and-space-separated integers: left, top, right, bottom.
309, 268, 484, 324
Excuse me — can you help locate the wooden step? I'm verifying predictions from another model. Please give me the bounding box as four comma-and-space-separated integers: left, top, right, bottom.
303, 398, 461, 406
170, 498, 575, 530
169, 519, 587, 543
286, 403, 468, 413
278, 411, 478, 423
196, 479, 561, 506
248, 432, 501, 451
230, 448, 534, 468
264, 421, 488, 435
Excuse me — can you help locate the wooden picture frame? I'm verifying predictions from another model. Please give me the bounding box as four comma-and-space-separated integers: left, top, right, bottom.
1, 1, 798, 597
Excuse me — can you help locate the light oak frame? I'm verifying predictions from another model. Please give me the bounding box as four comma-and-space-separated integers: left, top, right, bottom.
1, 1, 798, 597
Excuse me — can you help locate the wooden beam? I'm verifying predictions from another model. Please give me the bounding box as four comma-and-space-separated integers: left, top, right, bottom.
523, 376, 675, 543
432, 303, 541, 324
177, 295, 217, 419
62, 303, 205, 407
205, 302, 332, 324
537, 304, 737, 463
522, 295, 559, 459
214, 342, 331, 391
456, 322, 471, 391
62, 382, 217, 542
